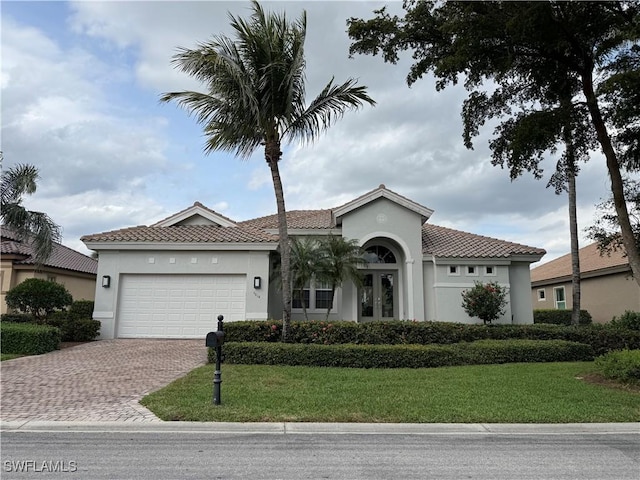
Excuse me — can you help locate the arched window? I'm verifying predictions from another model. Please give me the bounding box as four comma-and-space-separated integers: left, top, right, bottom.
364, 245, 396, 264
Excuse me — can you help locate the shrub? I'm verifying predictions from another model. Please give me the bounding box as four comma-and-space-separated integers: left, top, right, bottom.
0, 322, 60, 354
0, 313, 35, 323
461, 281, 508, 324
534, 309, 592, 326
69, 300, 95, 318
5, 278, 72, 322
209, 339, 594, 368
47, 312, 101, 342
610, 311, 640, 331
595, 350, 640, 384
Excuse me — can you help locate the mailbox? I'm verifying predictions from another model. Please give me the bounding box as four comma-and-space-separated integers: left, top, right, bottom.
205, 330, 225, 348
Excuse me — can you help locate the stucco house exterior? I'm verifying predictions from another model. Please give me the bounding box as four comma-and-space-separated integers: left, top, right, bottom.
82, 185, 545, 339
1, 227, 98, 314
531, 242, 640, 323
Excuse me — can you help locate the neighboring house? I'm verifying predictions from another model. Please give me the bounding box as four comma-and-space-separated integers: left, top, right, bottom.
1, 227, 98, 314
81, 185, 545, 339
530, 242, 640, 323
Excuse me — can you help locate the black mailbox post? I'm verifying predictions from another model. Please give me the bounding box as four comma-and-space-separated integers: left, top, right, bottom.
205, 315, 225, 405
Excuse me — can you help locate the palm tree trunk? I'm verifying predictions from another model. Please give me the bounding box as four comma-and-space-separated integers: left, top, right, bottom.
265, 141, 292, 341
325, 286, 336, 321
581, 72, 640, 287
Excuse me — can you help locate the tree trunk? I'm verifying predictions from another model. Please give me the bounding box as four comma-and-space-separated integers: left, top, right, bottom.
325, 286, 336, 321
567, 165, 581, 326
581, 72, 640, 287
265, 141, 292, 341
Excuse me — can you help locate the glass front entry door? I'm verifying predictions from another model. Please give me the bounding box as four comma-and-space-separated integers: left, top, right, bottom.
359, 271, 396, 321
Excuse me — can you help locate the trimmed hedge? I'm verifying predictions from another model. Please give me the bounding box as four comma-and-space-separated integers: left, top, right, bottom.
0, 313, 35, 323
46, 313, 101, 342
533, 309, 592, 325
0, 322, 60, 355
209, 339, 594, 368
595, 349, 640, 384
222, 320, 640, 355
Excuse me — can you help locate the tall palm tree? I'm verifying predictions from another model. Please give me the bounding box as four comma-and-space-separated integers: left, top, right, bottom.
1, 159, 61, 265
161, 1, 374, 340
316, 235, 365, 321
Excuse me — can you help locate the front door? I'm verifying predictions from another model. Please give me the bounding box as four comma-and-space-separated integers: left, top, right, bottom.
359, 271, 397, 321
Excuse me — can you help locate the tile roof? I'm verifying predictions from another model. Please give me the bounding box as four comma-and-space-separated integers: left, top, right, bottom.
422, 224, 545, 258
239, 210, 334, 230
82, 200, 544, 260
151, 201, 238, 227
1, 227, 97, 275
81, 224, 277, 243
531, 242, 629, 283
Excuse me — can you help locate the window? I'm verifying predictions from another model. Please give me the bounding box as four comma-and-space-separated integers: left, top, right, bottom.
537, 289, 546, 301
292, 279, 335, 311
554, 287, 566, 310
448, 266, 460, 276
47, 276, 57, 283
466, 266, 478, 276
485, 266, 495, 276
292, 287, 310, 309
314, 281, 333, 309
364, 245, 396, 263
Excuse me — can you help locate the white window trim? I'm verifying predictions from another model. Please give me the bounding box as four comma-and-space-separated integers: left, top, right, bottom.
291, 280, 337, 313
484, 266, 496, 276
447, 265, 460, 276
553, 286, 566, 310
465, 266, 479, 276
537, 288, 546, 301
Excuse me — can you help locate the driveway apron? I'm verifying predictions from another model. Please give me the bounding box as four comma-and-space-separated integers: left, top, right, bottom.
1, 339, 206, 422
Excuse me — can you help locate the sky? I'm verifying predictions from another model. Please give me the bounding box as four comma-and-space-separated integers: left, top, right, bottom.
1, 0, 630, 265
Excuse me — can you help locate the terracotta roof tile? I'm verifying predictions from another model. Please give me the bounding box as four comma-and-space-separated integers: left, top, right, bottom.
151, 202, 237, 227
1, 227, 97, 274
531, 242, 629, 283
422, 224, 545, 258
239, 210, 334, 230
81, 224, 277, 243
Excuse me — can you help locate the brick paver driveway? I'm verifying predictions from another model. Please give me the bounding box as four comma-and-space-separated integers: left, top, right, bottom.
1, 340, 206, 422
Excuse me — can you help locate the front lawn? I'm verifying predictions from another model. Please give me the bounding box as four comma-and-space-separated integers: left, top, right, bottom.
140, 362, 640, 423
0, 353, 23, 361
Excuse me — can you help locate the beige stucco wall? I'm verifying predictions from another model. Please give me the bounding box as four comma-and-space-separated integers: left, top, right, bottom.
1, 264, 96, 314
532, 272, 640, 323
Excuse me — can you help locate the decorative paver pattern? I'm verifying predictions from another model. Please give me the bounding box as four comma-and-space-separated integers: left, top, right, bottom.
1, 340, 206, 422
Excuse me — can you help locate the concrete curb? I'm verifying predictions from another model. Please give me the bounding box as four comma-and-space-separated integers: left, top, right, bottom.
2, 421, 638, 435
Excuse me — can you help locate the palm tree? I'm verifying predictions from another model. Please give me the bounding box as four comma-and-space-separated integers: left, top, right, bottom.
160, 1, 375, 340
1, 159, 61, 265
316, 235, 365, 321
290, 237, 320, 321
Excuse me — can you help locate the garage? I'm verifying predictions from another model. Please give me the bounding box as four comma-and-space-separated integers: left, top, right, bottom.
116, 274, 246, 338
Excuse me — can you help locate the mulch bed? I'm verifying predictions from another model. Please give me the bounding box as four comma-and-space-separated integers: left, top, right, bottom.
577, 373, 640, 394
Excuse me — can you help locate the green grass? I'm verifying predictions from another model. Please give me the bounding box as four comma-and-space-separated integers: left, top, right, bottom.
1, 353, 24, 361
141, 362, 640, 423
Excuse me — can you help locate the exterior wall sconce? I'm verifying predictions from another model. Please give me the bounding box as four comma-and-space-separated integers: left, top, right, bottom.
253, 276, 261, 289
102, 275, 111, 288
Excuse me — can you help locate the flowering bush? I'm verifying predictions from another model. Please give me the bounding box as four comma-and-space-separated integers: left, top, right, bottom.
461, 281, 509, 325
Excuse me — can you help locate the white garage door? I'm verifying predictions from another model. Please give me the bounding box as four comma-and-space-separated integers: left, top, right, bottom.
117, 274, 246, 338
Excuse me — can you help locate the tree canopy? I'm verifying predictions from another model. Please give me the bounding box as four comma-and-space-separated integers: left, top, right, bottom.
348, 1, 640, 285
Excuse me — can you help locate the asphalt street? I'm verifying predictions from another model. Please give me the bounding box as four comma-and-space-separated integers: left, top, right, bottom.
2, 428, 638, 480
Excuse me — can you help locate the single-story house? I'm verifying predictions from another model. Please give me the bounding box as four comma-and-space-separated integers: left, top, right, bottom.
81, 185, 545, 339
1, 227, 98, 314
531, 242, 640, 323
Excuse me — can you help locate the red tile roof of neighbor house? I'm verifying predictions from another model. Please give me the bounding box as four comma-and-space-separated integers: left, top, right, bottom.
531, 242, 629, 284
83, 203, 543, 259
1, 227, 97, 275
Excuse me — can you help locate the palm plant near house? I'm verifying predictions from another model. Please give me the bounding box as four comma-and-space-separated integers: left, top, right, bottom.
160, 1, 374, 340
1, 159, 61, 265
316, 235, 366, 321
290, 237, 320, 321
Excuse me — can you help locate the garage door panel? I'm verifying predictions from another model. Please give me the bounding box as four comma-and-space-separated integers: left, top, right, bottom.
117, 274, 246, 338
